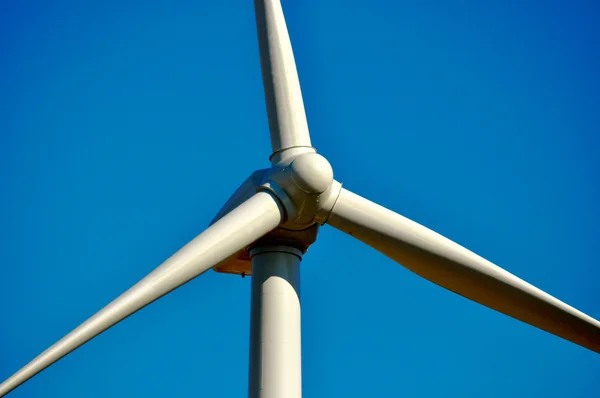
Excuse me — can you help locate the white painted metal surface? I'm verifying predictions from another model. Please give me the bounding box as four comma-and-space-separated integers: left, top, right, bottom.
1, 0, 599, 397
248, 246, 302, 398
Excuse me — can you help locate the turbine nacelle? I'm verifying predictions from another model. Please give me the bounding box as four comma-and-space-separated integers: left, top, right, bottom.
211, 150, 340, 276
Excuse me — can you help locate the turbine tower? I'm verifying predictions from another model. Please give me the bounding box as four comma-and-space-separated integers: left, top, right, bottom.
1, 1, 599, 397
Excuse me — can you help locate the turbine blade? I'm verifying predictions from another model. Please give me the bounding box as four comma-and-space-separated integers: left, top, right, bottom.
0, 191, 284, 397
254, 0, 312, 157
327, 187, 600, 353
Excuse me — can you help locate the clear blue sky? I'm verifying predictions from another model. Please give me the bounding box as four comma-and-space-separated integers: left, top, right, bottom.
1, 1, 599, 397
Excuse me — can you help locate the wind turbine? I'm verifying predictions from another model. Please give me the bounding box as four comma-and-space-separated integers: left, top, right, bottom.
1, 1, 599, 397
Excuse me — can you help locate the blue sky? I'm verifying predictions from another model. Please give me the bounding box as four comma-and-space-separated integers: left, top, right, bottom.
1, 1, 599, 397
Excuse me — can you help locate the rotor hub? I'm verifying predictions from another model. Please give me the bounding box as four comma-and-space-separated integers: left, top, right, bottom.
259, 151, 340, 229
209, 151, 341, 276
289, 153, 334, 194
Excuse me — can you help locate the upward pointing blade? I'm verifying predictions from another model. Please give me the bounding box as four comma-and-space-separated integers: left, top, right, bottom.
327, 187, 600, 353
254, 0, 312, 156
0, 191, 284, 397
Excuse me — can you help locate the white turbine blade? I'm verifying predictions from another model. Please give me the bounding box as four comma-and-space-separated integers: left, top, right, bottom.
254, 0, 312, 155
0, 191, 284, 397
327, 187, 600, 353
